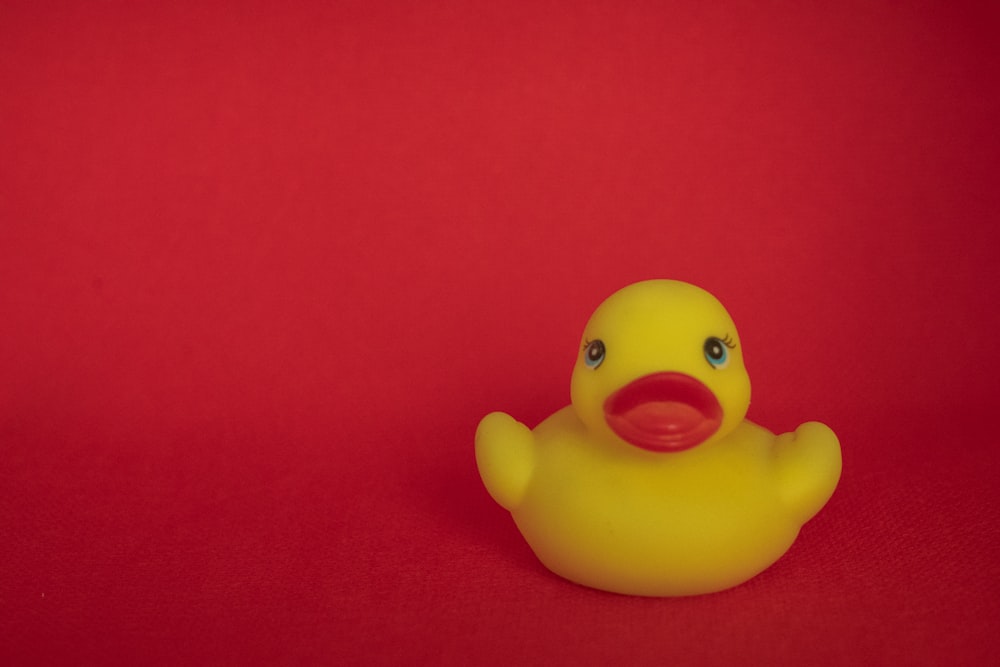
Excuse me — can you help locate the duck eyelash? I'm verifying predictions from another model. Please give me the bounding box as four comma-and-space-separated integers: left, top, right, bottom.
720, 334, 736, 348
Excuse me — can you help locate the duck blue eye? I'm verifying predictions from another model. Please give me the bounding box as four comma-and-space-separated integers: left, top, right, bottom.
584, 339, 605, 368
703, 336, 733, 369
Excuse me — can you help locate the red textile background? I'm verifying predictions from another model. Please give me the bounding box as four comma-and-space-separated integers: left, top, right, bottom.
3, 2, 999, 665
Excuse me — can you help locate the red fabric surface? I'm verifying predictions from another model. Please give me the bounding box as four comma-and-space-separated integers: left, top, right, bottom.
3, 1, 999, 665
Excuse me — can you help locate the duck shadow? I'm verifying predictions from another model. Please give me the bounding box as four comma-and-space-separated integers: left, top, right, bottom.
409, 419, 545, 574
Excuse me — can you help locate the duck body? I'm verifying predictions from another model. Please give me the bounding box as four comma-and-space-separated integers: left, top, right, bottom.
476, 280, 841, 596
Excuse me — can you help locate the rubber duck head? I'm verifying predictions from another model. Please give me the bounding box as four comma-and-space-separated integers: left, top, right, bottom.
570, 280, 752, 453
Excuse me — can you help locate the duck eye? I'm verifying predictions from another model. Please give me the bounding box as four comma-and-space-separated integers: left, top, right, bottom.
584, 339, 606, 368
703, 337, 731, 369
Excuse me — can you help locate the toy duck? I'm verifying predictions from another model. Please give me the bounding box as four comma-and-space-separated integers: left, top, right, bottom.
475, 279, 841, 596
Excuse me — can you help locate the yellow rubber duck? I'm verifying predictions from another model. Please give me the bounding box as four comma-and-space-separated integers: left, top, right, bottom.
476, 279, 841, 596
